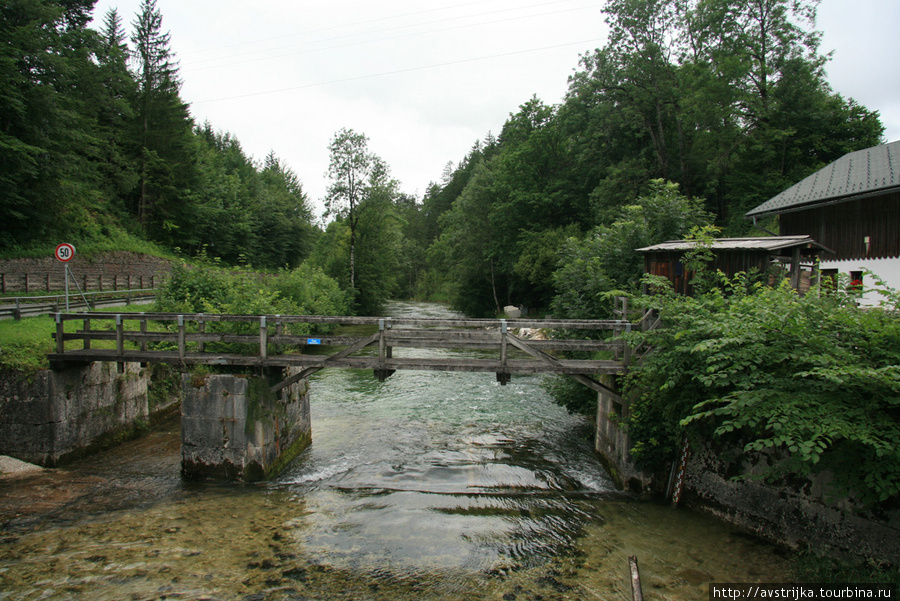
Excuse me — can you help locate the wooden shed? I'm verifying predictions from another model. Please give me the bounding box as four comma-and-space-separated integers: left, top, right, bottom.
637, 236, 832, 295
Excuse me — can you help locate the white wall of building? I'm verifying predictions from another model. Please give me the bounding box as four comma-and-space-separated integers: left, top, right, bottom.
821, 257, 900, 306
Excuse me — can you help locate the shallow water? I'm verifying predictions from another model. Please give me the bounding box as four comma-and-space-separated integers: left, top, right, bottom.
0, 301, 793, 600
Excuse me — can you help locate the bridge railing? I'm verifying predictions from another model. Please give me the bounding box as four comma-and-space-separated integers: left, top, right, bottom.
49, 312, 634, 397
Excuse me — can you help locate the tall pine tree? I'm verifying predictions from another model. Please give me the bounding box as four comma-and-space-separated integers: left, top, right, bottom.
130, 0, 195, 242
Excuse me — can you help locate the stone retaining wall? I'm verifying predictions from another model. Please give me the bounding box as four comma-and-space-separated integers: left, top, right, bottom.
680, 441, 900, 561
0, 252, 172, 293
594, 392, 900, 561
0, 362, 179, 466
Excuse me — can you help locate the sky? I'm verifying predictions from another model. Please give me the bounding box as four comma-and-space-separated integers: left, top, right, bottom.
90, 0, 900, 217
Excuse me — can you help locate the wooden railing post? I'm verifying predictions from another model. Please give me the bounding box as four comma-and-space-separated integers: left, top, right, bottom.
197, 314, 205, 353
259, 315, 268, 360
115, 314, 125, 373
55, 313, 64, 355
623, 321, 632, 367
378, 319, 386, 362
115, 314, 124, 356
83, 318, 91, 350
500, 319, 508, 367
178, 315, 186, 359
140, 317, 147, 352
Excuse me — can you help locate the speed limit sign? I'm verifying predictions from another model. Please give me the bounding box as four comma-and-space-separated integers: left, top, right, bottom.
55, 243, 76, 263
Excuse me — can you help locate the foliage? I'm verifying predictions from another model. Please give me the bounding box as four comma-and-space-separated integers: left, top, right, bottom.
551, 180, 711, 319
156, 260, 347, 319
541, 375, 599, 417
625, 272, 900, 505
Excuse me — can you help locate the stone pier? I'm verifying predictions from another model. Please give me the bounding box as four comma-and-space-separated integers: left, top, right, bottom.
180, 370, 311, 482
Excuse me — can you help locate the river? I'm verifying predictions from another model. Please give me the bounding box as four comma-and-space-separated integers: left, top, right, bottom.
0, 301, 792, 600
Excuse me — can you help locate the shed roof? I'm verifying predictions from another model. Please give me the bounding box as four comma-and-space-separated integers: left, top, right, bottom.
637, 236, 832, 254
746, 140, 900, 218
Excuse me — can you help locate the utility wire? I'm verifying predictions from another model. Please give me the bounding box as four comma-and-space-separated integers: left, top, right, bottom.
181, 0, 588, 62
192, 36, 607, 105
184, 3, 605, 74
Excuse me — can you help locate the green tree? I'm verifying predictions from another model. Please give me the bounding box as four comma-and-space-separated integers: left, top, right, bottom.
551, 180, 710, 319
94, 8, 139, 213
0, 0, 100, 245
324, 128, 379, 292
130, 0, 196, 241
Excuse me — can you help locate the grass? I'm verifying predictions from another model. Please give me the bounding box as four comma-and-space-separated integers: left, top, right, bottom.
0, 303, 162, 375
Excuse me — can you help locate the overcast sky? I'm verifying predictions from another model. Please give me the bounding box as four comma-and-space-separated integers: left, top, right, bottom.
90, 0, 900, 216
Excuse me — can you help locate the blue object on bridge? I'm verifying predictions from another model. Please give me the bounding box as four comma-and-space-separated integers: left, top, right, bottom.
307, 338, 321, 345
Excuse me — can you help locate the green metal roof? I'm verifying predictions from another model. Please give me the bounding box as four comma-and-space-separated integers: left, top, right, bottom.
746, 140, 900, 218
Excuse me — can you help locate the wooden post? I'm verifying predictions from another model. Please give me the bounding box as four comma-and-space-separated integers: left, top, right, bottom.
500, 319, 508, 366
629, 556, 643, 601
140, 318, 147, 352
497, 319, 510, 385
115, 314, 124, 355
197, 315, 205, 353
623, 321, 632, 367
116, 314, 125, 373
790, 247, 801, 290
83, 318, 91, 350
259, 315, 268, 360
55, 314, 64, 354
24, 274, 29, 294
178, 315, 186, 359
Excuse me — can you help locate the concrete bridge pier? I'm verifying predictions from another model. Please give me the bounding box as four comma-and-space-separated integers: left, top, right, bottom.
180, 368, 311, 482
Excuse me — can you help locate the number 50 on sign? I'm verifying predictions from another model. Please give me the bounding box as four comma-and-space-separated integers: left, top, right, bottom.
55, 243, 75, 263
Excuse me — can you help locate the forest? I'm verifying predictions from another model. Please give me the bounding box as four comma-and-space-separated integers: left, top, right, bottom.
0, 0, 885, 318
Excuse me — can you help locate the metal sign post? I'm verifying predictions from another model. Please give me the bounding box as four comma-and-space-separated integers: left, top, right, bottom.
55, 243, 76, 311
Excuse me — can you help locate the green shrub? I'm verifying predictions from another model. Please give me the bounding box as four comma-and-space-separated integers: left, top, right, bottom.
626, 270, 900, 505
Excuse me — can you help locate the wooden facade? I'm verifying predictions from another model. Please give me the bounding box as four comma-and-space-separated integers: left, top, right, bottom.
643, 249, 775, 296
639, 237, 829, 295
778, 191, 900, 261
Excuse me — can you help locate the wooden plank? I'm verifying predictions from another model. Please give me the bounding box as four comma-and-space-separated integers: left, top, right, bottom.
269, 332, 381, 393
506, 334, 624, 401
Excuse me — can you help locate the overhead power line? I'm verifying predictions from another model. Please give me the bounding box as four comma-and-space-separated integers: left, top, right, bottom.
192, 37, 608, 105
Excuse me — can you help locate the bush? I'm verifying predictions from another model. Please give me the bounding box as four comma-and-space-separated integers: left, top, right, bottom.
626, 271, 900, 505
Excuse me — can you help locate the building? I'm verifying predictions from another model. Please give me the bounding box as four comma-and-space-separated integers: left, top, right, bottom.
637, 236, 830, 295
746, 140, 900, 304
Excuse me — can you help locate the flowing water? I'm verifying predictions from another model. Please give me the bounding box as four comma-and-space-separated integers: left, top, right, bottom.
0, 302, 793, 600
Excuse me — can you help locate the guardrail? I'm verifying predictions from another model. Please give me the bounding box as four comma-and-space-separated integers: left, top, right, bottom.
0, 289, 156, 321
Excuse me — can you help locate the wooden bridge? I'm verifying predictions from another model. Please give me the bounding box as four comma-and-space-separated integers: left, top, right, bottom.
48, 312, 633, 400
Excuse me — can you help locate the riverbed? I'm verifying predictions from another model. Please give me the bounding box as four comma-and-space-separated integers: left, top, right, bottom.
0, 301, 793, 600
